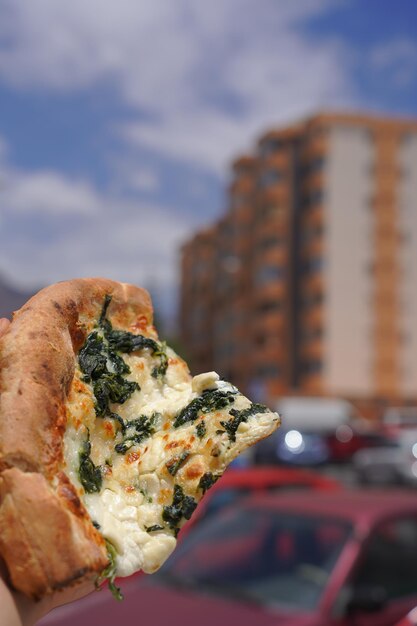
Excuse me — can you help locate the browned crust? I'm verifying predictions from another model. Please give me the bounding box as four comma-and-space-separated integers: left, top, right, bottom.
0, 278, 154, 599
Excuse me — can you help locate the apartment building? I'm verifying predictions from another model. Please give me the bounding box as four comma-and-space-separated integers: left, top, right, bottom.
180, 112, 417, 411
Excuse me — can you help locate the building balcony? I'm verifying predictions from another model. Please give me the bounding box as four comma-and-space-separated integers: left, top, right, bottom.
300, 204, 325, 228
299, 305, 324, 328
253, 247, 289, 267
299, 236, 325, 259
253, 280, 287, 302
298, 338, 323, 361
259, 150, 289, 170
256, 184, 290, 205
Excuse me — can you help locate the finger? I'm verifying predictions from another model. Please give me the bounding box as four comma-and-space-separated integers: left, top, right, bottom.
0, 318, 10, 337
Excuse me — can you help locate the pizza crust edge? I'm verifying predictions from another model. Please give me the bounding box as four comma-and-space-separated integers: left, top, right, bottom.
0, 278, 153, 599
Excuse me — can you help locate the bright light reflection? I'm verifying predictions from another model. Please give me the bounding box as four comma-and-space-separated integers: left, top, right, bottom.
412, 443, 417, 459
285, 430, 304, 453
335, 425, 353, 443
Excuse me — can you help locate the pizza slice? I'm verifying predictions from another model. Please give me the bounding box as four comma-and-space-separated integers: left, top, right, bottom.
0, 278, 280, 600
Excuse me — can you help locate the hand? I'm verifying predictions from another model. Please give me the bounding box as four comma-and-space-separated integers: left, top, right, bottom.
0, 557, 95, 626
0, 318, 95, 625
0, 318, 9, 336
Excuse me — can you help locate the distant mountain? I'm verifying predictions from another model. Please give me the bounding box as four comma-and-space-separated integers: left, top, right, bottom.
0, 275, 34, 319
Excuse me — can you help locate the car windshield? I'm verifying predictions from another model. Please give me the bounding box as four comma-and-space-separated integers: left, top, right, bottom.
156, 503, 352, 612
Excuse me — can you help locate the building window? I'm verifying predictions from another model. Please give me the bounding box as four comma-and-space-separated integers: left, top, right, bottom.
300, 291, 323, 309
302, 157, 325, 177
301, 224, 324, 243
260, 204, 285, 221
310, 188, 324, 206
310, 156, 325, 173
255, 265, 285, 285
258, 235, 284, 250
301, 326, 323, 341
257, 299, 283, 314
302, 360, 322, 375
231, 193, 247, 210
255, 333, 267, 346
304, 188, 324, 209
256, 364, 281, 379
258, 169, 282, 188
259, 138, 282, 158
302, 257, 324, 274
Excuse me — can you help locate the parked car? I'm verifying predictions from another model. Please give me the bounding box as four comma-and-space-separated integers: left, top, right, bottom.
382, 407, 417, 439
183, 465, 341, 534
254, 425, 389, 467
396, 607, 417, 626
41, 490, 417, 626
253, 396, 388, 467
353, 429, 417, 486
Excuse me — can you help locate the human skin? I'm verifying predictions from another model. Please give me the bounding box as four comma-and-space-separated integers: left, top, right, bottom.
0, 317, 95, 626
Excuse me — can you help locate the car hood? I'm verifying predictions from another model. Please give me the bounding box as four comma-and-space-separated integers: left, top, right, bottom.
40, 576, 320, 626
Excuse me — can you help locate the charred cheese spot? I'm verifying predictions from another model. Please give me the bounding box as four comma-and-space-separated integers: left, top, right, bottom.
130, 315, 149, 332
126, 452, 140, 464
165, 439, 185, 450
184, 462, 205, 481
103, 421, 115, 438
157, 488, 172, 505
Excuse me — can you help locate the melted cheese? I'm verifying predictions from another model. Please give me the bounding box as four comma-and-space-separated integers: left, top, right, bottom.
64, 341, 280, 578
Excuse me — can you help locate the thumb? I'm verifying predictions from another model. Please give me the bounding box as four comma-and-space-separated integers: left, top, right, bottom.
0, 319, 10, 338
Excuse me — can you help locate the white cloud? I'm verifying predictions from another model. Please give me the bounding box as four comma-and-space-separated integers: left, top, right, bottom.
125, 168, 160, 192
0, 169, 100, 216
370, 39, 417, 88
0, 0, 355, 172
0, 151, 192, 319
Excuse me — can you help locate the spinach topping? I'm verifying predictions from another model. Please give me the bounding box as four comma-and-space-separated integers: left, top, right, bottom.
78, 321, 137, 430
98, 294, 112, 329
114, 413, 159, 454
107, 412, 127, 435
105, 329, 159, 354
219, 403, 270, 442
79, 332, 129, 381
79, 438, 102, 494
198, 472, 220, 494
173, 388, 236, 428
78, 294, 170, 429
145, 524, 164, 533
96, 539, 123, 601
97, 294, 169, 380
93, 374, 139, 417
166, 451, 190, 476
151, 341, 169, 379
196, 420, 206, 439
162, 485, 197, 536
78, 332, 108, 381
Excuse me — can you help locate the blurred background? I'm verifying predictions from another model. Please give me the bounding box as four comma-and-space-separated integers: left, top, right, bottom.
1, 0, 417, 624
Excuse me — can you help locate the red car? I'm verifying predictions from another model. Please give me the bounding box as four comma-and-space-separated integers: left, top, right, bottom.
41, 490, 417, 626
185, 465, 341, 532
397, 608, 417, 626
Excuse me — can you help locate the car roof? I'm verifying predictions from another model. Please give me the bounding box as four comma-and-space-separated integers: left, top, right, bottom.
241, 489, 417, 526
216, 466, 341, 490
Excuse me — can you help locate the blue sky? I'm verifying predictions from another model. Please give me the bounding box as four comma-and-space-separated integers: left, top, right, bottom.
0, 0, 416, 321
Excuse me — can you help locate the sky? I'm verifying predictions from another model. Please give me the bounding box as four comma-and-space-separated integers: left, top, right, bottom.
0, 0, 416, 323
